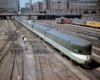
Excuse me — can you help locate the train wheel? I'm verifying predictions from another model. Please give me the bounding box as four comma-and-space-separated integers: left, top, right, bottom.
60, 52, 64, 56
72, 60, 78, 66
82, 64, 89, 69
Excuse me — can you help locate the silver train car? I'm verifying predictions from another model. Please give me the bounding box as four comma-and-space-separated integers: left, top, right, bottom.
72, 19, 86, 26
15, 17, 92, 65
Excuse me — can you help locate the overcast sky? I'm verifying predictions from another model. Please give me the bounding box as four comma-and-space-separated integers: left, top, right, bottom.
20, 0, 43, 7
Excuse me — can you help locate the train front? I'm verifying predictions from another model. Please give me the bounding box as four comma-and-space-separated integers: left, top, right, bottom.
71, 40, 92, 65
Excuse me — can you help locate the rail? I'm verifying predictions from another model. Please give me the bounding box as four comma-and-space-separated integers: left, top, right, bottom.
32, 39, 68, 80
10, 39, 24, 80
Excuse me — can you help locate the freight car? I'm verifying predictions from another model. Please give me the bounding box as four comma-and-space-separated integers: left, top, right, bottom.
16, 17, 92, 65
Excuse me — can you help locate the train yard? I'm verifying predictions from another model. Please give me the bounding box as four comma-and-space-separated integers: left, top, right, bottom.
0, 18, 100, 80
36, 20, 100, 61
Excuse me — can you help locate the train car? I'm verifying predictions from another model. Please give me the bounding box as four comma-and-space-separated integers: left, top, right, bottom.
15, 17, 92, 65
55, 17, 65, 24
55, 18, 59, 23
72, 19, 86, 26
86, 21, 100, 28
64, 18, 72, 24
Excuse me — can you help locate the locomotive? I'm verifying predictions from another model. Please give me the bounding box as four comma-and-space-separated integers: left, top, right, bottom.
15, 17, 92, 65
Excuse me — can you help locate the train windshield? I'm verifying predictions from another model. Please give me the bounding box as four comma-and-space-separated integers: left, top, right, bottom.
72, 45, 92, 55
85, 45, 92, 55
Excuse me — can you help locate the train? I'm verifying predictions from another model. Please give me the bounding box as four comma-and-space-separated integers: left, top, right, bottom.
55, 18, 100, 28
15, 17, 92, 65
55, 17, 65, 24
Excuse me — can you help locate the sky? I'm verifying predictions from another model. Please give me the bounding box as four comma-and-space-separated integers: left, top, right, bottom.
20, 0, 43, 7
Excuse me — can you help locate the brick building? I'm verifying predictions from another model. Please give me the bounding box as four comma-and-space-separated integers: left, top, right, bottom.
30, 0, 99, 14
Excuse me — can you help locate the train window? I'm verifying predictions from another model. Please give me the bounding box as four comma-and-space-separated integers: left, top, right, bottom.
78, 50, 82, 54
88, 46, 92, 51
74, 50, 78, 53
85, 51, 91, 55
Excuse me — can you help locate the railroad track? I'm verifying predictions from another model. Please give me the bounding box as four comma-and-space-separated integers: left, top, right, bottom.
10, 42, 24, 80
31, 39, 79, 80
0, 33, 17, 64
32, 40, 55, 80
15, 19, 100, 80
10, 32, 24, 80
75, 64, 100, 80
84, 59, 100, 80
37, 20, 100, 39
0, 31, 24, 80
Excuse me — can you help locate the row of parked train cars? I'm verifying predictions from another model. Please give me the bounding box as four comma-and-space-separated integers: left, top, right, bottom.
55, 17, 100, 28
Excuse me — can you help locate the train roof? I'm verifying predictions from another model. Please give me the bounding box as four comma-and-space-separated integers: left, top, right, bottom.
47, 29, 91, 47
31, 20, 91, 47
73, 19, 86, 22
33, 22, 51, 30
73, 19, 97, 22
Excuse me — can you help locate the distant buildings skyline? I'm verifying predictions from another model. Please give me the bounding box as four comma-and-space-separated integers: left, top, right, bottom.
20, 0, 43, 7
28, 0, 99, 14
25, 0, 32, 8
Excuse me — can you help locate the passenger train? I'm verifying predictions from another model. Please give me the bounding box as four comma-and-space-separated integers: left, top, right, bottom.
15, 17, 92, 65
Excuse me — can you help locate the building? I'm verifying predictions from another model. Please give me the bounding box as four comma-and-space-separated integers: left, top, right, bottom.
21, 7, 30, 13
0, 0, 19, 13
30, 0, 99, 15
25, 3, 32, 8
29, 0, 32, 4
25, 0, 32, 8
68, 0, 98, 14
31, 2, 43, 13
